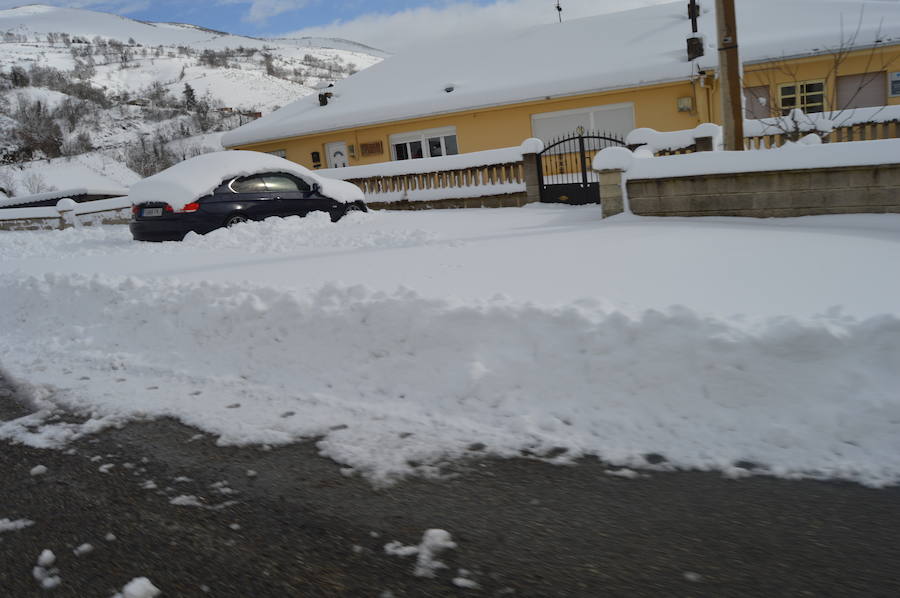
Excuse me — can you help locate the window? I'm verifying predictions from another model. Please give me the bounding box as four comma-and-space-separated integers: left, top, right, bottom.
390, 127, 458, 160
779, 80, 825, 114
837, 72, 886, 109
230, 175, 268, 193
531, 103, 635, 142
263, 175, 310, 193
267, 149, 287, 158
743, 85, 771, 119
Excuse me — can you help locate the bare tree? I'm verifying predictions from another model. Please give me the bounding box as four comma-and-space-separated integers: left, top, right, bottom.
741, 11, 899, 141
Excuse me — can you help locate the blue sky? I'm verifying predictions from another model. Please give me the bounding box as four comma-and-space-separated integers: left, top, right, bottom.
0, 0, 668, 51
126, 1, 502, 36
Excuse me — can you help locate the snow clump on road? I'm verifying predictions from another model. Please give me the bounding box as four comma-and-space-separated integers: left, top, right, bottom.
33, 549, 61, 589
385, 529, 457, 578
112, 577, 161, 598
0, 518, 34, 532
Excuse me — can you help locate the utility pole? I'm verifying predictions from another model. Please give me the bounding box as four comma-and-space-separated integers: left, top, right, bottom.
556, 1, 563, 23
714, 0, 744, 150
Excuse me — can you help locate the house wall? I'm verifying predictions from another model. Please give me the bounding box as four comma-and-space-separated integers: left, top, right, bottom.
233, 80, 699, 170
742, 45, 900, 115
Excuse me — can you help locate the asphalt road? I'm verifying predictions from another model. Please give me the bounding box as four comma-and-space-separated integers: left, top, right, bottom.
1, 372, 899, 597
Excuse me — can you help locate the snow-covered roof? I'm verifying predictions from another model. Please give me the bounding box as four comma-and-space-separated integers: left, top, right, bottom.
127, 151, 364, 211
222, 0, 900, 148
0, 187, 127, 208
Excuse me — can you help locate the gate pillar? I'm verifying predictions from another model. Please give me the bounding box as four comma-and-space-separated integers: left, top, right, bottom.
598, 169, 625, 218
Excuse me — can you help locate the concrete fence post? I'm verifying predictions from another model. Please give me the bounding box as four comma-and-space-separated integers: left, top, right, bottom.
55, 198, 78, 230
598, 169, 625, 218
520, 138, 545, 205
522, 152, 541, 204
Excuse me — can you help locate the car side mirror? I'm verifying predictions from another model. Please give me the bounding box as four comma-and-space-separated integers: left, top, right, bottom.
311, 182, 320, 194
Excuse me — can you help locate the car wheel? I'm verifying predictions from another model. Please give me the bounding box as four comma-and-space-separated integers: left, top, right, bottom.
331, 201, 367, 223
224, 214, 248, 227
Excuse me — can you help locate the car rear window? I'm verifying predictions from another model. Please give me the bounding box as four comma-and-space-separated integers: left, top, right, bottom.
230, 176, 268, 193
263, 175, 309, 193
263, 176, 301, 193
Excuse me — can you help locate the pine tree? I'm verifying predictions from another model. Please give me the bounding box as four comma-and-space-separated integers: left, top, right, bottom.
182, 83, 197, 110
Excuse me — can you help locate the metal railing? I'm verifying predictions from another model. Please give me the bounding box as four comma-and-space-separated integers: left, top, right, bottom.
0, 196, 131, 231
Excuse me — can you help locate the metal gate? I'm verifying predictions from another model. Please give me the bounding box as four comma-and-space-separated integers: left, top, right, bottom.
536, 131, 626, 204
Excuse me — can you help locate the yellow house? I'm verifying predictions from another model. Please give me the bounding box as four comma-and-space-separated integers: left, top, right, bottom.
222, 0, 900, 169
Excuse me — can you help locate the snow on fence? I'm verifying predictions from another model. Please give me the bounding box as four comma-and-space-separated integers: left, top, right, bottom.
318, 139, 543, 208
0, 196, 131, 231
629, 107, 900, 156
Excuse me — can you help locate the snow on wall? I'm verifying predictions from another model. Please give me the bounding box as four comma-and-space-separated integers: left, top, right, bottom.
319, 141, 538, 181
318, 140, 539, 203
744, 106, 900, 138
626, 123, 723, 153
0, 188, 128, 209
614, 138, 900, 180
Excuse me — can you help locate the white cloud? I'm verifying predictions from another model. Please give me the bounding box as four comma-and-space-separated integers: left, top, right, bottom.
217, 0, 311, 24
0, 0, 150, 11
281, 0, 671, 53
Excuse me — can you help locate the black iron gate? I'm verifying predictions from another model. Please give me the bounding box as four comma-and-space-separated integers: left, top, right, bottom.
536, 131, 626, 204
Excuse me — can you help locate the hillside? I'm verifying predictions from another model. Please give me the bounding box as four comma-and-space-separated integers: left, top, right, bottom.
0, 4, 384, 196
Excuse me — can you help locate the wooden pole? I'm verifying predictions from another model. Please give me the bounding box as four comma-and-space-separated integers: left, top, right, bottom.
715, 0, 744, 150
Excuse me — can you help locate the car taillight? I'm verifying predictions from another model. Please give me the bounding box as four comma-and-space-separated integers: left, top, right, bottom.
178, 202, 200, 213
164, 204, 174, 213
131, 205, 140, 215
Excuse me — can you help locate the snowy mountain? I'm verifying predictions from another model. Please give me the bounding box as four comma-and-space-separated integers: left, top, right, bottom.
0, 4, 384, 196
0, 4, 385, 112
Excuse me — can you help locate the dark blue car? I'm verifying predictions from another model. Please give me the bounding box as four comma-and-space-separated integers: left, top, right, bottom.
130, 171, 367, 242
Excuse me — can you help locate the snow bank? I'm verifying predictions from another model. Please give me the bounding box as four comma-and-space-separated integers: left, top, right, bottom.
624, 138, 900, 180
2, 273, 899, 487
128, 151, 363, 211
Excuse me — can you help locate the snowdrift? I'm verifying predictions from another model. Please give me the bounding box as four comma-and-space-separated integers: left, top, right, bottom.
2, 273, 899, 487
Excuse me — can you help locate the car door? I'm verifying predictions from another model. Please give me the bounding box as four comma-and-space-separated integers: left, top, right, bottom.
261, 174, 309, 218
229, 174, 280, 219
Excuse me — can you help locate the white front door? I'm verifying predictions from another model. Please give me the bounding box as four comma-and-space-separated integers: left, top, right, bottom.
325, 141, 349, 168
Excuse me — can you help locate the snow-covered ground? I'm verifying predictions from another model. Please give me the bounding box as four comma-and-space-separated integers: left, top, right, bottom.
1, 205, 899, 487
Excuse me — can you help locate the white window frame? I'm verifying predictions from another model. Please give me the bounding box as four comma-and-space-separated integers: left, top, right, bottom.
530, 102, 635, 137
390, 126, 458, 160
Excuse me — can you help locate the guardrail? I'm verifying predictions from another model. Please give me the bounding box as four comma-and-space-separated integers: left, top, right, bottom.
0, 196, 131, 231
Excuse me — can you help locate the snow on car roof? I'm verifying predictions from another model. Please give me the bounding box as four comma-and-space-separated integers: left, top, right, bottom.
128, 151, 364, 211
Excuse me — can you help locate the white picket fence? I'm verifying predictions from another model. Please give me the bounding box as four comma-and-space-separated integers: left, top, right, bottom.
0, 196, 132, 231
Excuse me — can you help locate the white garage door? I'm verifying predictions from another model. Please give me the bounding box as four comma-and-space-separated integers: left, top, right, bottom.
531, 102, 635, 141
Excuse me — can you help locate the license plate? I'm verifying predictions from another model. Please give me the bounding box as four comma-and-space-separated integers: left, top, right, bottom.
142, 207, 163, 217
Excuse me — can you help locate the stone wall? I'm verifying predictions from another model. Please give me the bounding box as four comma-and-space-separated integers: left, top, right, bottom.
619, 163, 900, 218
